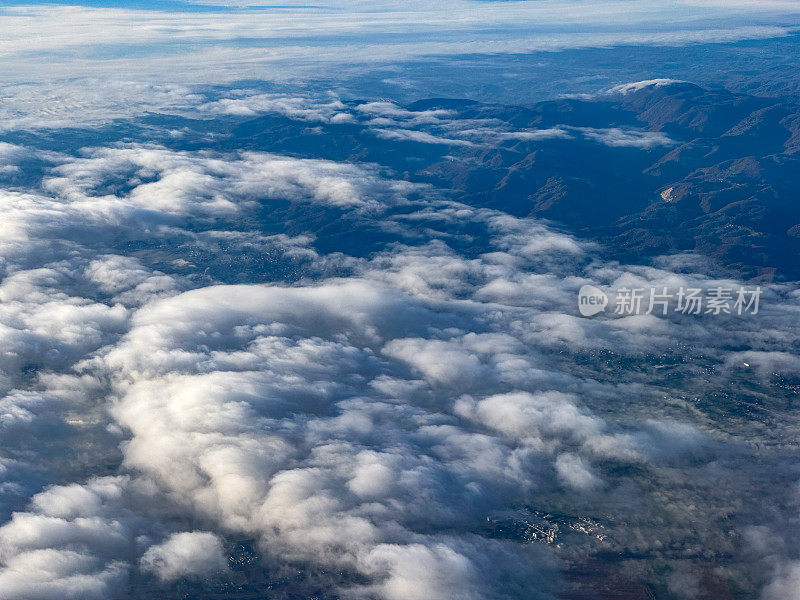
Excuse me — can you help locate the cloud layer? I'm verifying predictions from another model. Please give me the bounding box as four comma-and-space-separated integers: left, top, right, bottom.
0, 117, 797, 599
0, 0, 798, 130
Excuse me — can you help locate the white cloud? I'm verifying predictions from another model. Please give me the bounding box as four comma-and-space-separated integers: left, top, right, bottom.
0, 549, 127, 600
554, 452, 601, 491
371, 128, 476, 146
198, 93, 356, 123
763, 562, 800, 600
43, 145, 418, 211
358, 543, 480, 600
0, 132, 796, 599
578, 127, 676, 148
140, 532, 228, 581
0, 2, 793, 128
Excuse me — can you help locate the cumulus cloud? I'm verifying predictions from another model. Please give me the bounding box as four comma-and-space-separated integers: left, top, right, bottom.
0, 477, 141, 600
0, 549, 127, 600
140, 532, 228, 581
0, 107, 797, 600
198, 93, 356, 123
44, 145, 417, 211
762, 562, 800, 600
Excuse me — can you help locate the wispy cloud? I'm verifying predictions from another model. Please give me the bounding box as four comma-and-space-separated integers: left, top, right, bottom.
0, 2, 794, 87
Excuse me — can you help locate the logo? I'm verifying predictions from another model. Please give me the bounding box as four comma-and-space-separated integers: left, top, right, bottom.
578, 285, 608, 317
576, 285, 761, 318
